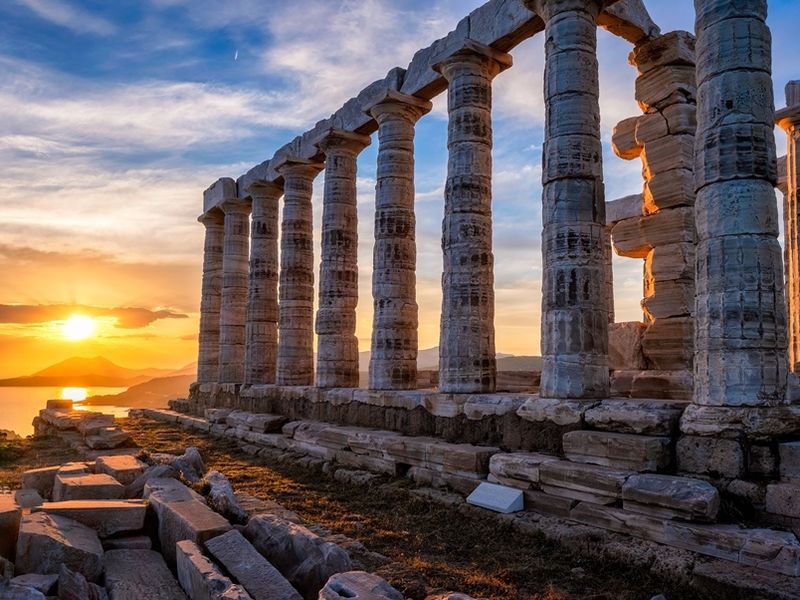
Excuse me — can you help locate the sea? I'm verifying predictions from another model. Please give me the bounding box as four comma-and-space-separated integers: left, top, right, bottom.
0, 387, 128, 437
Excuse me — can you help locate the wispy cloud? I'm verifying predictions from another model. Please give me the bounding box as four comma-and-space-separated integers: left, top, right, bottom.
0, 304, 187, 328
15, 0, 117, 36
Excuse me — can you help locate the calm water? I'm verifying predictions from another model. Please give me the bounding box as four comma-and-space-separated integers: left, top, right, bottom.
0, 387, 128, 437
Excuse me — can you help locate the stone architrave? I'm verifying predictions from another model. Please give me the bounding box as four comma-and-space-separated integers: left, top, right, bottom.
196, 209, 224, 384
275, 158, 324, 387
691, 0, 787, 407
315, 129, 371, 388
433, 40, 512, 394
244, 181, 283, 385
528, 0, 610, 399
219, 198, 252, 384
777, 81, 800, 373
366, 91, 432, 390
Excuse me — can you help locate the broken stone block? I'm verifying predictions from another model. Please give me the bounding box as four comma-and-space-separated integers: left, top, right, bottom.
13, 490, 42, 510
104, 549, 187, 599
635, 111, 669, 145
205, 471, 247, 523
319, 571, 403, 600
641, 135, 695, 179
622, 474, 720, 521
646, 242, 695, 283
144, 477, 205, 511
95, 455, 146, 486
488, 452, 559, 486
641, 317, 693, 370
608, 322, 647, 370
176, 540, 252, 600
15, 513, 103, 581
584, 400, 684, 435
22, 467, 59, 500
611, 207, 695, 259
149, 447, 206, 483
35, 500, 146, 538
749, 445, 778, 478
8, 574, 57, 595
630, 30, 696, 74
0, 556, 12, 579
635, 65, 696, 111
0, 495, 22, 560
629, 370, 694, 401
766, 483, 800, 519
151, 498, 231, 564
85, 427, 132, 450
516, 398, 590, 427
677, 436, 745, 479
76, 413, 115, 436
523, 489, 577, 518
205, 530, 301, 600
644, 168, 695, 212
204, 408, 232, 424
642, 280, 694, 320
57, 564, 106, 600
612, 116, 643, 160
247, 413, 289, 433
0, 582, 46, 599
606, 194, 643, 226
779, 442, 800, 483
539, 461, 633, 505
101, 536, 151, 551
562, 431, 671, 472
52, 473, 124, 502
244, 515, 352, 599
124, 464, 177, 499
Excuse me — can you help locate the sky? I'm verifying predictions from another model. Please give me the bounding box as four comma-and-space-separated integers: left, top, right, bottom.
0, 0, 797, 378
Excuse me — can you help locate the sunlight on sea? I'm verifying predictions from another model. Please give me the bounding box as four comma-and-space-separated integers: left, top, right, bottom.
0, 386, 128, 437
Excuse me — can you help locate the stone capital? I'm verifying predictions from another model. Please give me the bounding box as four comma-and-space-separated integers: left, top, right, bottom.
197, 208, 224, 228
526, 0, 606, 21
273, 156, 325, 180
365, 90, 432, 124
777, 106, 800, 133
432, 39, 513, 79
246, 180, 284, 201
316, 128, 372, 155
219, 198, 251, 216
203, 177, 238, 213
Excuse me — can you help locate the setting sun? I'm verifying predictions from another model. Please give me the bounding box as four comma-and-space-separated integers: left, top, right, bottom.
61, 314, 97, 341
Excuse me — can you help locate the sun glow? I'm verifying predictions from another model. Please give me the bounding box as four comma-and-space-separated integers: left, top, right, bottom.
61, 314, 97, 341
61, 387, 88, 402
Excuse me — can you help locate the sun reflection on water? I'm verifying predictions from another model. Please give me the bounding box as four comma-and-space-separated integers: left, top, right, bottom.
61, 387, 88, 402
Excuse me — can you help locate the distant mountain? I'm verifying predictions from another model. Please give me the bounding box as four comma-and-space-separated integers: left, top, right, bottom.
83, 373, 195, 408
0, 356, 184, 388
358, 347, 541, 373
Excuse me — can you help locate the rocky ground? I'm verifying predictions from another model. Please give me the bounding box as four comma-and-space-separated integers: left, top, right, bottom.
0, 416, 701, 600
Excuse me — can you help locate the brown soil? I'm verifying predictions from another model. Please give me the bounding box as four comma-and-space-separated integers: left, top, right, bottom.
0, 417, 703, 600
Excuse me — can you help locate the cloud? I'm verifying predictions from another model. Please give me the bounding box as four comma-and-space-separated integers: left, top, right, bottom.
0, 304, 188, 328
15, 0, 117, 36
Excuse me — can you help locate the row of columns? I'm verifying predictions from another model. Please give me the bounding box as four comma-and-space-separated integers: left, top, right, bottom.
197, 0, 795, 412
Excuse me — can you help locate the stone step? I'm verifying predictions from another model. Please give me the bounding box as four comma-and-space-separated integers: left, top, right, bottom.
488, 452, 559, 489
583, 399, 684, 435
52, 472, 125, 502
562, 430, 672, 472
34, 500, 146, 538
95, 455, 146, 485
104, 549, 188, 600
621, 474, 720, 521
538, 460, 634, 505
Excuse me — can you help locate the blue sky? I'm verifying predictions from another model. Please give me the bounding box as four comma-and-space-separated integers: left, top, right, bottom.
0, 0, 797, 368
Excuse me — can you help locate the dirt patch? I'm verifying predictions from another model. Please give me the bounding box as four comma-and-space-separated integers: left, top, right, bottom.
0, 417, 702, 600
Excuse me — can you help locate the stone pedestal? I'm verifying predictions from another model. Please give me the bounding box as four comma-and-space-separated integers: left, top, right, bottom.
197, 209, 225, 384
244, 182, 283, 385
315, 130, 371, 388
276, 158, 324, 387
529, 0, 610, 399
690, 0, 787, 409
367, 91, 432, 390
777, 82, 800, 373
433, 41, 512, 394
218, 199, 251, 384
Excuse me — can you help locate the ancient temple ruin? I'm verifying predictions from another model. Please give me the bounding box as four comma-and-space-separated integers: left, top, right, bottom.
182, 0, 800, 583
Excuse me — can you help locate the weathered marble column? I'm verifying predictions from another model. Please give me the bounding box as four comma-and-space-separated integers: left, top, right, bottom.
367, 91, 432, 390
692, 0, 787, 406
529, 0, 610, 399
778, 82, 800, 373
218, 198, 251, 384
433, 41, 512, 394
244, 181, 283, 385
275, 158, 324, 387
197, 208, 224, 383
315, 130, 371, 388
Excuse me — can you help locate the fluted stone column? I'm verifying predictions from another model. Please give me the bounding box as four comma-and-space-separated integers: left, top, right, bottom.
197, 209, 224, 383
244, 181, 283, 385
218, 199, 251, 384
315, 130, 371, 388
433, 41, 512, 394
778, 82, 800, 373
529, 0, 610, 399
691, 0, 787, 407
367, 91, 432, 390
276, 158, 324, 387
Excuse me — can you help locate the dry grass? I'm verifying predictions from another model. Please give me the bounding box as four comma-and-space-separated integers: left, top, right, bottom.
0, 418, 703, 600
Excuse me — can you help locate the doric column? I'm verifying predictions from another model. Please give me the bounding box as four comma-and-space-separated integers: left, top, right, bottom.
433, 40, 512, 394
218, 198, 251, 384
196, 209, 224, 383
315, 130, 371, 388
275, 158, 324, 387
778, 82, 800, 373
366, 91, 432, 390
692, 0, 787, 406
244, 181, 283, 385
529, 0, 610, 399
